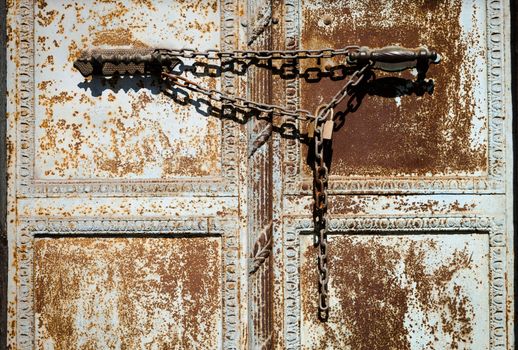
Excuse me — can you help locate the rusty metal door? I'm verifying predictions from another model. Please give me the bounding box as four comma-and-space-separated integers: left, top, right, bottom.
5, 0, 514, 349
247, 0, 514, 349
7, 1, 247, 349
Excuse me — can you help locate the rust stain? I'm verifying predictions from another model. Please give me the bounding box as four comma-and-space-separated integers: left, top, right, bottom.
447, 200, 477, 212
329, 196, 375, 215
67, 41, 80, 63
132, 0, 156, 11
380, 198, 477, 214
301, 235, 481, 349
37, 80, 52, 91
34, 236, 222, 349
300, 0, 486, 177
92, 28, 149, 48
38, 92, 76, 152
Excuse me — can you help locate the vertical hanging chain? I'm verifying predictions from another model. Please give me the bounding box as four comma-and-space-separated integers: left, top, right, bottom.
312, 64, 370, 320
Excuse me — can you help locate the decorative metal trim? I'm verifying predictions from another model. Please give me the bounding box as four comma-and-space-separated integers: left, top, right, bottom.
249, 221, 273, 274
16, 217, 240, 350
14, 0, 240, 197
282, 215, 507, 349
282, 0, 507, 195
247, 4, 272, 46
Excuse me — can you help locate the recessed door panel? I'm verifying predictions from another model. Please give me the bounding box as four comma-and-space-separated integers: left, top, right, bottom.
34, 0, 222, 180
299, 0, 487, 178
300, 234, 489, 350
35, 236, 222, 350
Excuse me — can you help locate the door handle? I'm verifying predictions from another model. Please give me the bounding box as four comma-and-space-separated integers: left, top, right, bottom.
348, 46, 440, 72
73, 48, 182, 77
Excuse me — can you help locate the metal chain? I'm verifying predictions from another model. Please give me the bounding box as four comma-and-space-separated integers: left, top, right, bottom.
312, 63, 370, 321
156, 46, 360, 61
163, 61, 372, 322
74, 43, 437, 321
162, 72, 317, 121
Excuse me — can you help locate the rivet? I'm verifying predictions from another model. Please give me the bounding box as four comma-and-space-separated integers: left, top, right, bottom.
323, 16, 332, 25
272, 18, 279, 24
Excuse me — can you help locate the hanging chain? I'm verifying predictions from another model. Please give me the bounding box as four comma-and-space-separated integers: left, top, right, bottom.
311, 64, 370, 320
163, 63, 371, 322
161, 72, 316, 121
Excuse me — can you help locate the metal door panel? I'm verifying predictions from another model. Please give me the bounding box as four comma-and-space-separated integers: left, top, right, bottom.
7, 0, 246, 349
275, 0, 512, 349
34, 236, 223, 349
299, 0, 486, 177
15, 0, 241, 197
299, 234, 490, 349
34, 0, 221, 180
284, 0, 500, 195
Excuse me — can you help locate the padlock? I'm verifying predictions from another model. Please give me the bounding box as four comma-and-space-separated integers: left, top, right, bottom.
322, 120, 334, 140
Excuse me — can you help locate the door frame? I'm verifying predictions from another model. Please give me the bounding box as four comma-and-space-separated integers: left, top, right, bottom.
1, 0, 8, 348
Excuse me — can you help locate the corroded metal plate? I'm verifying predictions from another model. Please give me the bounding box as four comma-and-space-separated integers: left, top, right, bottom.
35, 236, 222, 349
300, 234, 489, 349
283, 0, 503, 194
34, 0, 221, 180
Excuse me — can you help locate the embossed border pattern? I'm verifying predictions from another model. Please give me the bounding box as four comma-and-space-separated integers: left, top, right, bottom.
283, 0, 506, 195
16, 217, 240, 350
282, 215, 507, 349
15, 0, 240, 197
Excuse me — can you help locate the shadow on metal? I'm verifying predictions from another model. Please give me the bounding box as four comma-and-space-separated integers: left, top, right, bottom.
76, 59, 435, 151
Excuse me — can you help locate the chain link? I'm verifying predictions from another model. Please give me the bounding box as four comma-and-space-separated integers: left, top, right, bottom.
312, 64, 370, 321
162, 72, 317, 122
157, 46, 360, 61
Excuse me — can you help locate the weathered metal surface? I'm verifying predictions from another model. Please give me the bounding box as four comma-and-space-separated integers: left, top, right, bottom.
34, 0, 221, 180
7, 0, 247, 349
299, 0, 487, 177
300, 234, 489, 349
5, 0, 513, 349
34, 236, 222, 349
277, 0, 512, 349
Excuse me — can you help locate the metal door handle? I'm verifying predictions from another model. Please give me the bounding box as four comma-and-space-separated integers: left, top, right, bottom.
348, 46, 440, 72
73, 48, 181, 77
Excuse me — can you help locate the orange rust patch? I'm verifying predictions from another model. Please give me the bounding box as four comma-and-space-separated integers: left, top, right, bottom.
37, 8, 58, 27
37, 80, 52, 90
329, 196, 377, 215
92, 28, 149, 48
38, 92, 75, 151
34, 236, 222, 349
300, 0, 486, 177
132, 0, 156, 10
67, 41, 80, 63
301, 235, 484, 349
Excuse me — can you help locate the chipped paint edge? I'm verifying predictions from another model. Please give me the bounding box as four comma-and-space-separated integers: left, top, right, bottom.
14, 217, 240, 350
283, 0, 508, 195
12, 0, 241, 198
282, 214, 507, 349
